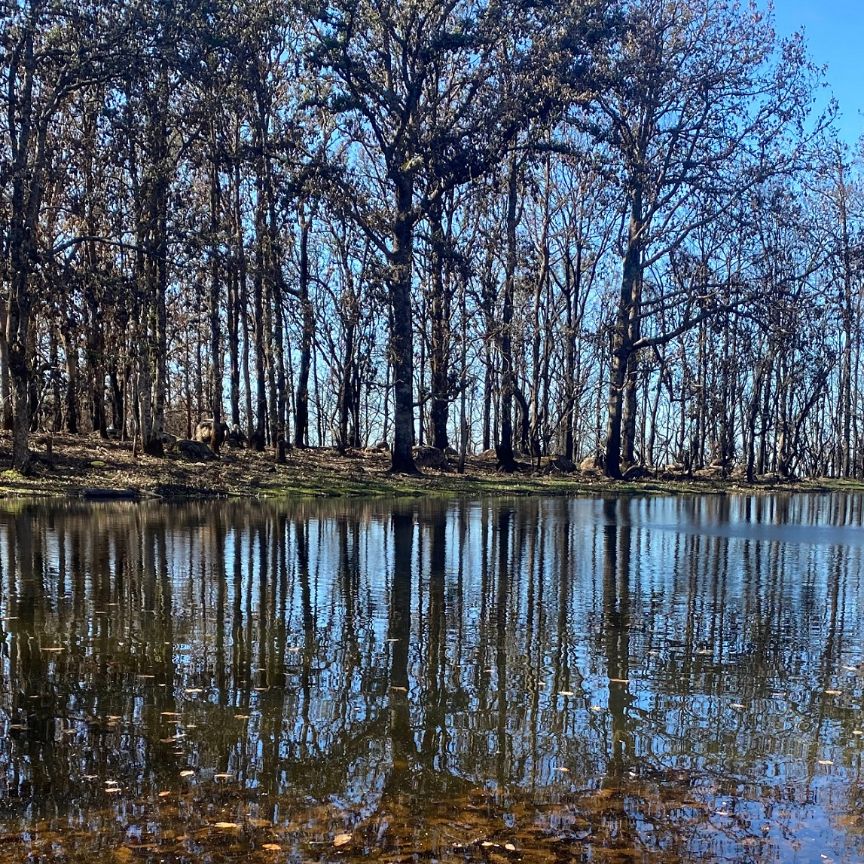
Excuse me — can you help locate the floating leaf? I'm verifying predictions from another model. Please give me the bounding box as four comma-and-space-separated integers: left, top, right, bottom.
504, 843, 517, 851
557, 690, 574, 697
213, 822, 241, 830
180, 770, 195, 778
214, 773, 233, 781
818, 759, 834, 766
262, 844, 281, 852
333, 833, 352, 847
825, 690, 842, 696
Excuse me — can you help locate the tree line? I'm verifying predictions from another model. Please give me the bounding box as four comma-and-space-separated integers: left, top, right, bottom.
1, 0, 860, 478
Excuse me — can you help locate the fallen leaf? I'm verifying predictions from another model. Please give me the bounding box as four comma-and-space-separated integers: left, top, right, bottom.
334, 833, 352, 847
213, 822, 241, 830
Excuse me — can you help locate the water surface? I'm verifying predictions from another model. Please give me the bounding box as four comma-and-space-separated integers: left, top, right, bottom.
1, 494, 864, 862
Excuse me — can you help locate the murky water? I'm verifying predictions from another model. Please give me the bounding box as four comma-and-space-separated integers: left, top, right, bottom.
1, 495, 864, 862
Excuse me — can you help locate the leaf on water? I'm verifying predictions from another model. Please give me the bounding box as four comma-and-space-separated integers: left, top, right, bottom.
504, 843, 517, 851
160, 712, 182, 718
234, 714, 250, 720
853, 730, 864, 736
825, 690, 842, 696
557, 691, 574, 697
481, 841, 496, 847
555, 767, 569, 773
333, 833, 352, 847
41, 647, 64, 652
137, 675, 155, 680
213, 822, 241, 830
390, 686, 408, 692
841, 666, 858, 672
818, 759, 834, 766
214, 773, 233, 781
590, 705, 602, 712
609, 678, 629, 684
180, 770, 195, 778
158, 791, 171, 798
184, 688, 203, 695
262, 844, 281, 852
730, 704, 745, 710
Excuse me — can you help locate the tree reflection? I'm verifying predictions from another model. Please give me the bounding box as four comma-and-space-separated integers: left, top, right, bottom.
0, 496, 862, 861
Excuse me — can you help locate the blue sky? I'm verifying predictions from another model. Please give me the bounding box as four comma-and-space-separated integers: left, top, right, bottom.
770, 1, 863, 145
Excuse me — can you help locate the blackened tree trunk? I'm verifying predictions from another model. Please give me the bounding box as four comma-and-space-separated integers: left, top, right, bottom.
428, 197, 452, 451
295, 205, 313, 448
496, 157, 520, 473
208, 133, 224, 453
605, 190, 643, 479
389, 176, 418, 474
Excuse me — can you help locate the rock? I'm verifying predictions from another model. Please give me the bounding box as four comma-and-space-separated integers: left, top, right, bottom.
81, 488, 140, 500
225, 425, 247, 448
543, 455, 576, 474
177, 439, 217, 462
194, 419, 229, 449
579, 454, 604, 473
622, 464, 651, 480
693, 466, 724, 480
413, 445, 446, 468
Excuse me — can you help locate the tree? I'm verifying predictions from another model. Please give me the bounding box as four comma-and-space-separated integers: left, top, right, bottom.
591, 0, 825, 477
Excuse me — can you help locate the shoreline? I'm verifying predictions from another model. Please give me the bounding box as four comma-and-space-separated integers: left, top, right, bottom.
1, 433, 861, 503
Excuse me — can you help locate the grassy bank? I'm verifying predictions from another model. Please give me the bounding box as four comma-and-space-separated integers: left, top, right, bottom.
0, 433, 861, 501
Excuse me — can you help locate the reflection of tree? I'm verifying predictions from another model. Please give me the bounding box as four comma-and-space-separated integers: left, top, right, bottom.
1, 496, 864, 861
602, 498, 632, 786
385, 509, 415, 796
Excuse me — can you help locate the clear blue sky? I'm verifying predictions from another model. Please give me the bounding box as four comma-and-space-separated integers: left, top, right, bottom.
769, 1, 864, 145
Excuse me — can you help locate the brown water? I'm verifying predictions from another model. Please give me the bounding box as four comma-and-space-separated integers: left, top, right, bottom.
1, 495, 864, 863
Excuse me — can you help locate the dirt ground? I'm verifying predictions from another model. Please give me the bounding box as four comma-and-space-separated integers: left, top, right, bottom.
0, 432, 857, 501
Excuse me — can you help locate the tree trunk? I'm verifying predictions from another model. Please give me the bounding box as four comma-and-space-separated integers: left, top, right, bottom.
389, 175, 418, 474
428, 198, 451, 451
605, 190, 643, 479
497, 157, 520, 472
295, 205, 313, 448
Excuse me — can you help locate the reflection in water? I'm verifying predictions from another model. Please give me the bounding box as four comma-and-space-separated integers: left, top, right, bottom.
1, 495, 864, 861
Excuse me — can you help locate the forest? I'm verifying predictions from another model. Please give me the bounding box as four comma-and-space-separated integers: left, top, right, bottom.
1, 0, 861, 481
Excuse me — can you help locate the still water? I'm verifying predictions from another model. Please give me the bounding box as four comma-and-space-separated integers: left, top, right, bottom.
1, 494, 863, 862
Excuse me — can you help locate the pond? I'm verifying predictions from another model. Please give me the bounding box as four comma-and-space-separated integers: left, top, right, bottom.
1, 494, 864, 862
